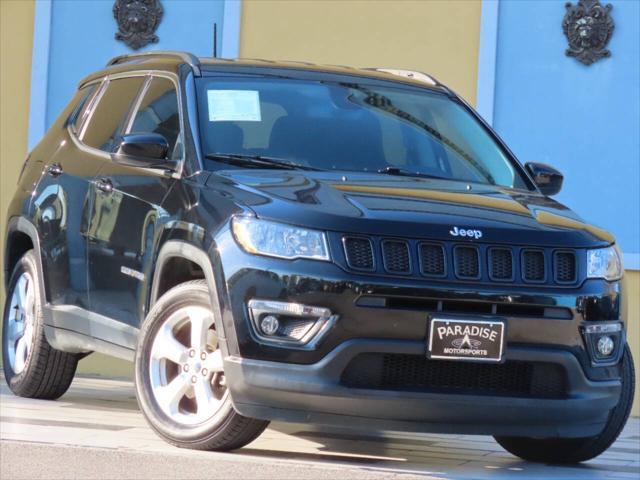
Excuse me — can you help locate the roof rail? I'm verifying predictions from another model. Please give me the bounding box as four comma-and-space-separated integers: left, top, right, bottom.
106, 51, 201, 76
365, 68, 438, 86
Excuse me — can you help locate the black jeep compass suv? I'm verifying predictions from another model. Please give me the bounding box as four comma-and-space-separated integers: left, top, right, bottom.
3, 51, 634, 463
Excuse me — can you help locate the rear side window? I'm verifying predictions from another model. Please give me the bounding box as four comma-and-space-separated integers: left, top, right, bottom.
129, 76, 182, 159
81, 76, 146, 152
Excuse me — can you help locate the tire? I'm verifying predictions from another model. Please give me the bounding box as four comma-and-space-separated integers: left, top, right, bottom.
494, 343, 636, 464
2, 250, 78, 399
135, 279, 269, 451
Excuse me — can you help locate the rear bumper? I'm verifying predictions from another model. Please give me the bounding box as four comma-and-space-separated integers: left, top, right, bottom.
225, 341, 621, 438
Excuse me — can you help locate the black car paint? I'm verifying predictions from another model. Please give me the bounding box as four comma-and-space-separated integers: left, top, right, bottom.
3, 56, 625, 438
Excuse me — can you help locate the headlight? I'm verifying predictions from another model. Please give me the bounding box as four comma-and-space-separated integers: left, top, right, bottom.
232, 217, 330, 261
587, 245, 623, 281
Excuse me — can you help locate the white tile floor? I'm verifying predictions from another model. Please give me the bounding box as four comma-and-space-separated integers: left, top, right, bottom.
1, 375, 638, 479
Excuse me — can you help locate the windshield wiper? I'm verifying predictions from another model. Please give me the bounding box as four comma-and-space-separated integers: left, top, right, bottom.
377, 166, 449, 180
205, 153, 321, 171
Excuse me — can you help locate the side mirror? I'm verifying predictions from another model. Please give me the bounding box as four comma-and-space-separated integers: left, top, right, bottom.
525, 162, 563, 196
114, 133, 171, 168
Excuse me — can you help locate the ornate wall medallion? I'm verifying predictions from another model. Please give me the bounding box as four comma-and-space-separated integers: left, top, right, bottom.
562, 0, 614, 65
113, 0, 164, 50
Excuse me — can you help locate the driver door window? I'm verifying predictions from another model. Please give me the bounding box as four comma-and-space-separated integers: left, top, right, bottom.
129, 76, 182, 159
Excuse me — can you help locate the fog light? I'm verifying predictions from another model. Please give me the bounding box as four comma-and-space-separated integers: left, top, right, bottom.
260, 315, 280, 336
247, 299, 338, 349
597, 335, 615, 357
582, 322, 623, 366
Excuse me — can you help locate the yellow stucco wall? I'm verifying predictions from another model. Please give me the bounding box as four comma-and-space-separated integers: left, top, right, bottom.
623, 271, 640, 416
1, 0, 35, 299
240, 0, 481, 105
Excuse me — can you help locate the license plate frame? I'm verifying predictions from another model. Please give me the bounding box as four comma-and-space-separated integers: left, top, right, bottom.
428, 317, 506, 363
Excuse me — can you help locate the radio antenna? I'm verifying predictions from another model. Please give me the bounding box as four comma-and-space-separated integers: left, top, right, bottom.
213, 22, 218, 58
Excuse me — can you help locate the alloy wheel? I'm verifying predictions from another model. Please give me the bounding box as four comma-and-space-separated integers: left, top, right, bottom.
148, 305, 227, 425
5, 272, 36, 374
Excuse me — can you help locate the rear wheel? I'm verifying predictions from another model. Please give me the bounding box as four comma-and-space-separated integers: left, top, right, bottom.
135, 280, 269, 450
494, 343, 635, 463
2, 250, 78, 399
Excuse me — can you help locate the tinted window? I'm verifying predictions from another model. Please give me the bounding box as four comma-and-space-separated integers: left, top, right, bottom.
82, 76, 146, 152
70, 84, 98, 133
196, 78, 529, 189
129, 77, 182, 159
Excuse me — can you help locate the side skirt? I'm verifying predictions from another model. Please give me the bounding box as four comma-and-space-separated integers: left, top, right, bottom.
43, 304, 138, 361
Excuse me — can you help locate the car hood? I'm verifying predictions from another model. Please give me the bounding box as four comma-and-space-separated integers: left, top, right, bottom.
207, 170, 613, 248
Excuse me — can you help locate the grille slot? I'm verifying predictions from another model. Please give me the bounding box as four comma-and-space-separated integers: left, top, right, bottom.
522, 249, 546, 282
382, 240, 411, 274
554, 251, 577, 284
489, 247, 513, 281
341, 353, 568, 399
454, 246, 480, 279
419, 243, 446, 276
343, 237, 375, 271
356, 296, 572, 319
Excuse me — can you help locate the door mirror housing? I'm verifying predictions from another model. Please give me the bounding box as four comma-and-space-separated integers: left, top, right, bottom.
114, 133, 173, 169
525, 162, 563, 196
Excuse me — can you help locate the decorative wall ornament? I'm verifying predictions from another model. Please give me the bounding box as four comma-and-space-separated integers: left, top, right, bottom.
113, 0, 164, 50
562, 0, 614, 65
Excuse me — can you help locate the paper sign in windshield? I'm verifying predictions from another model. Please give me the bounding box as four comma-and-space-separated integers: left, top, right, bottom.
207, 90, 261, 122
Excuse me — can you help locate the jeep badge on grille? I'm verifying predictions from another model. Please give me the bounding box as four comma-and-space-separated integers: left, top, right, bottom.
449, 226, 483, 239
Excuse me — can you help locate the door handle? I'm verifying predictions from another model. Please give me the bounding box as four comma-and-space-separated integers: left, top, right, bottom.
46, 163, 63, 177
95, 178, 114, 194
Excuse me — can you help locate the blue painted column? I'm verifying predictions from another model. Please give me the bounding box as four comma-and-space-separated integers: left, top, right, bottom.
476, 0, 499, 125
482, 0, 639, 267
221, 0, 242, 58
28, 0, 240, 150
28, 0, 52, 150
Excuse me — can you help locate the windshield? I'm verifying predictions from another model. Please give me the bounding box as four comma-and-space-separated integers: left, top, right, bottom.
196, 76, 529, 189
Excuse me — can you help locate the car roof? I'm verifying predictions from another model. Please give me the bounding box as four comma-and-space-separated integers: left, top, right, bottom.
199, 58, 447, 91
80, 51, 450, 94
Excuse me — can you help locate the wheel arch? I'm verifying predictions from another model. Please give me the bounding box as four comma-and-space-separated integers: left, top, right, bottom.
4, 217, 47, 305
149, 240, 232, 356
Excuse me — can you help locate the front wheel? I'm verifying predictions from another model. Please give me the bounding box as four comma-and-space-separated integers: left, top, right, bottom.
135, 280, 269, 450
494, 343, 635, 463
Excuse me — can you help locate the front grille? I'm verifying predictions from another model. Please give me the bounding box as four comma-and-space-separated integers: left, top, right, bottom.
338, 234, 581, 286
419, 243, 446, 276
382, 240, 411, 274
343, 237, 374, 270
489, 248, 513, 281
341, 353, 568, 399
454, 246, 480, 279
554, 251, 577, 283
522, 250, 546, 282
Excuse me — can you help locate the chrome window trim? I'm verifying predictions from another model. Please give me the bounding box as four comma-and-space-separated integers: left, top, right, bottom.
69, 82, 102, 135
77, 78, 108, 140
123, 75, 153, 135
70, 69, 186, 179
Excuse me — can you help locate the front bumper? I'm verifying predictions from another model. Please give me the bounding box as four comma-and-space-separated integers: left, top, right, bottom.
212, 231, 625, 437
225, 341, 621, 438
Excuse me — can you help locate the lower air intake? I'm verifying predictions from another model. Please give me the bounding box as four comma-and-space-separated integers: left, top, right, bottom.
341, 353, 568, 399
